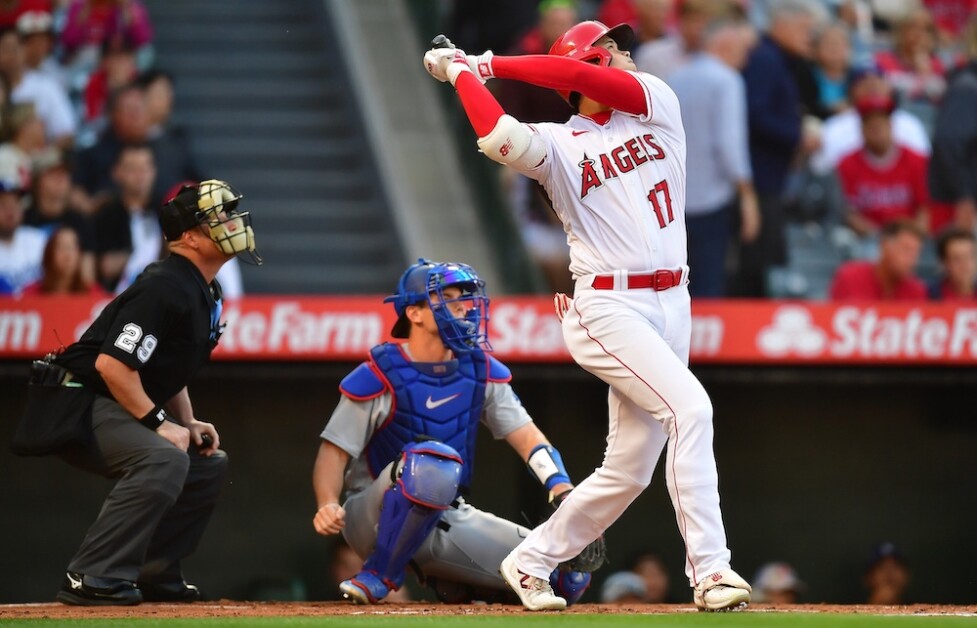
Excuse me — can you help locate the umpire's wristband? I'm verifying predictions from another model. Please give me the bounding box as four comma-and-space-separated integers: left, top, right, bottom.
138, 405, 168, 431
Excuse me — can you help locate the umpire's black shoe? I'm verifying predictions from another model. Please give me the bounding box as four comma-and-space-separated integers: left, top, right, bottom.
139, 580, 202, 603
56, 571, 143, 606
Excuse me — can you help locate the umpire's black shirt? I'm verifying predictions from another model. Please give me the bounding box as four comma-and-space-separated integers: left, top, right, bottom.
57, 254, 222, 405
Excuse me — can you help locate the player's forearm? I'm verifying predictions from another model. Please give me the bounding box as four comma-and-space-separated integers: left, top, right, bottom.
454, 71, 505, 136
491, 55, 646, 115
95, 353, 155, 419
313, 440, 350, 508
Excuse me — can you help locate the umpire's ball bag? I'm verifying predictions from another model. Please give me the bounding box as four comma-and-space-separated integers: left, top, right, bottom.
11, 380, 95, 457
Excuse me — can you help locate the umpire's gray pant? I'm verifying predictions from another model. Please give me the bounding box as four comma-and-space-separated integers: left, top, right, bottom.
58, 396, 228, 582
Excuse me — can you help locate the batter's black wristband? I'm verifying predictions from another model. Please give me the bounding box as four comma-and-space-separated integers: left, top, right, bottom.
138, 405, 168, 431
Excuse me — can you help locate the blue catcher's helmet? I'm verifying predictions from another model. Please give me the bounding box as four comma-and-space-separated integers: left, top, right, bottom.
384, 259, 491, 353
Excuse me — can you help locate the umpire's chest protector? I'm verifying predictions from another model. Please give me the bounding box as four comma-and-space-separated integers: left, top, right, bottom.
360, 343, 488, 490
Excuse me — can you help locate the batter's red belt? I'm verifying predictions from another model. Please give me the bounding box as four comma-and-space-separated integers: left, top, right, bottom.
590, 269, 684, 291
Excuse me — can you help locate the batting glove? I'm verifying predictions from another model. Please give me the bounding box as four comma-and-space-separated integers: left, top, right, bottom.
423, 48, 472, 86
467, 51, 496, 84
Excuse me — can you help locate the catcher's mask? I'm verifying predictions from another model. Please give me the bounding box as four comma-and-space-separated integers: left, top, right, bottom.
548, 20, 635, 109
385, 258, 491, 354
160, 179, 262, 265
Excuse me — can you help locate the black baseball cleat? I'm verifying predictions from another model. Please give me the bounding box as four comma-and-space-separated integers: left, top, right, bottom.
139, 579, 202, 603
56, 571, 143, 606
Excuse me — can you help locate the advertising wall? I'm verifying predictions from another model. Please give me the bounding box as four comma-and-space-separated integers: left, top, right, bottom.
2, 296, 976, 365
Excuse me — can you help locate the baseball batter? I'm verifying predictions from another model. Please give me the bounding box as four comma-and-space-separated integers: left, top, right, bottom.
423, 21, 751, 611
311, 259, 599, 605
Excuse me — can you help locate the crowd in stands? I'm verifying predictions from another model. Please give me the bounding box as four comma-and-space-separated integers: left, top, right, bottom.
449, 0, 977, 302
596, 542, 912, 605
0, 0, 242, 299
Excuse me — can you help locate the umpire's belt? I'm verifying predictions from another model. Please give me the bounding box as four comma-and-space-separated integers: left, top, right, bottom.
585, 267, 688, 291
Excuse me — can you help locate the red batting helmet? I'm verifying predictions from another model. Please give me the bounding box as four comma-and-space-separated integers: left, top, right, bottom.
548, 20, 635, 104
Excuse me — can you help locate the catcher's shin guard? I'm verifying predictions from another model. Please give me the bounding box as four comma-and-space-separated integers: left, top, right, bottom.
357, 442, 463, 598
550, 569, 591, 606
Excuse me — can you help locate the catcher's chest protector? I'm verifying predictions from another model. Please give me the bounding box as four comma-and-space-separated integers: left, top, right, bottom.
365, 344, 487, 490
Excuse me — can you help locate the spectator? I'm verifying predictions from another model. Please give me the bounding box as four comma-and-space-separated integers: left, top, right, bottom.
829, 219, 928, 300
875, 8, 946, 131
737, 0, 820, 297
599, 571, 647, 604
0, 25, 76, 148
59, 0, 153, 69
811, 67, 930, 176
72, 82, 198, 212
15, 10, 63, 89
136, 69, 201, 205
863, 542, 910, 605
923, 0, 977, 44
0, 101, 44, 189
21, 225, 105, 295
836, 94, 929, 253
812, 21, 855, 116
626, 550, 671, 603
929, 227, 976, 300
668, 17, 758, 297
634, 0, 723, 79
928, 14, 977, 233
0, 175, 44, 294
496, 0, 576, 124
136, 68, 175, 138
82, 34, 138, 127
631, 0, 675, 55
93, 143, 160, 292
837, 0, 875, 70
23, 147, 96, 285
72, 83, 147, 212
0, 0, 50, 29
752, 562, 805, 604
495, 0, 576, 294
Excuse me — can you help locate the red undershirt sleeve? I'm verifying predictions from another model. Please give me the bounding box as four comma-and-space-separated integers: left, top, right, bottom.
454, 71, 505, 137
491, 55, 648, 117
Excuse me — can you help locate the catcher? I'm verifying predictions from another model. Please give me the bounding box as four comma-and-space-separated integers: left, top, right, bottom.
312, 259, 605, 606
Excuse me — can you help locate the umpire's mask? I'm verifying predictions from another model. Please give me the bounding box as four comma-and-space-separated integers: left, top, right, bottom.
160, 179, 262, 265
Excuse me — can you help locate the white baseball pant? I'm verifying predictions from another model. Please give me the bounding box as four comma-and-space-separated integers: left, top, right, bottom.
511, 279, 732, 587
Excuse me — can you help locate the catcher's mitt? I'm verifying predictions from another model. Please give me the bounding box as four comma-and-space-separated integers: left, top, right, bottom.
548, 490, 608, 573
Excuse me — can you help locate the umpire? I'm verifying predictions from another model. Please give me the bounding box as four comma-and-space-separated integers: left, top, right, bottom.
48, 179, 260, 605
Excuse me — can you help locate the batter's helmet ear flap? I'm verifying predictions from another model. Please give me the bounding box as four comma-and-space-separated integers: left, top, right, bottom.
548, 20, 635, 105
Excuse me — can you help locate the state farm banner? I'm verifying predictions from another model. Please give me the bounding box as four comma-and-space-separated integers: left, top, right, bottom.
0, 296, 975, 365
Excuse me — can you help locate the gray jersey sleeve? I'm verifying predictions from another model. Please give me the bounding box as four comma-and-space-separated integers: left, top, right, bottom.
320, 394, 393, 458
482, 381, 533, 439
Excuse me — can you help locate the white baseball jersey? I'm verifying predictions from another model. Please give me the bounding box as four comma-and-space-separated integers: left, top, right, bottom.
511, 72, 688, 280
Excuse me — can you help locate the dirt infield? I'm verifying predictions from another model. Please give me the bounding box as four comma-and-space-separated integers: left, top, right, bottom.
2, 602, 976, 619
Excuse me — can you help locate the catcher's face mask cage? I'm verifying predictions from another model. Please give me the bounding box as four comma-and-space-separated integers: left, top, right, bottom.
161, 179, 262, 265
385, 258, 491, 353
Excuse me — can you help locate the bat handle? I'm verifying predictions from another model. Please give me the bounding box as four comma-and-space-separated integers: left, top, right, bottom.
431, 34, 455, 50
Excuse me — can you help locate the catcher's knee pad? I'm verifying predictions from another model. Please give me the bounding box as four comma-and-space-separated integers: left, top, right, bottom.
398, 441, 463, 508
362, 442, 463, 589
550, 569, 591, 606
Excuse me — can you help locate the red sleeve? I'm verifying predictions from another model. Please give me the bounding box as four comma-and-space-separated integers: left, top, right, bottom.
909, 151, 930, 207
454, 71, 505, 137
491, 55, 648, 116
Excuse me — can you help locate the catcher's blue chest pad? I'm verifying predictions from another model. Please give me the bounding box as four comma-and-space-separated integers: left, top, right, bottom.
342, 343, 510, 490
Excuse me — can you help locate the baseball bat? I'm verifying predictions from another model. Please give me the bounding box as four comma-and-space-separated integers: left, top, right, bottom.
431, 34, 455, 50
